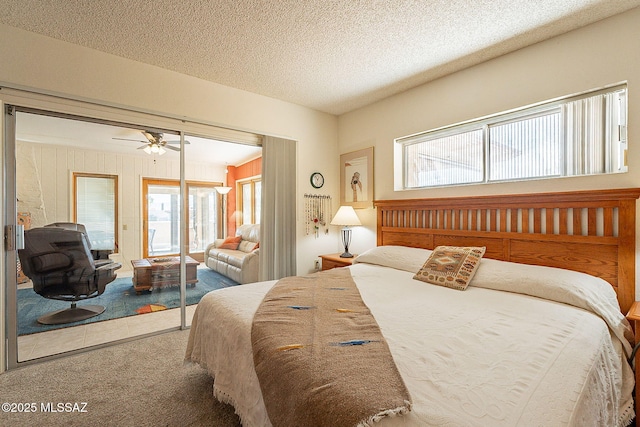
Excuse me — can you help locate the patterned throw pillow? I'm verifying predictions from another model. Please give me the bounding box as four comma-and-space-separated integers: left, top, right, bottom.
218, 236, 242, 250
413, 246, 486, 290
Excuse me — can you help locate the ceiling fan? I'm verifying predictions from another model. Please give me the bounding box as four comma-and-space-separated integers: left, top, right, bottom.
113, 130, 189, 155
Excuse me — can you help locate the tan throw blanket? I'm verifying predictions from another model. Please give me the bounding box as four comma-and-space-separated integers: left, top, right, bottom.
251, 268, 412, 427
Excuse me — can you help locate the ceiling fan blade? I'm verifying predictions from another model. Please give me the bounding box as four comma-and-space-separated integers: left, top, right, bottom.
164, 140, 190, 144
136, 144, 148, 150
113, 137, 147, 143
165, 145, 181, 152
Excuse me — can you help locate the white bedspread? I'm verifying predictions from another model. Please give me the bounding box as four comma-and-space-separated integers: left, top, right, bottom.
186, 246, 634, 427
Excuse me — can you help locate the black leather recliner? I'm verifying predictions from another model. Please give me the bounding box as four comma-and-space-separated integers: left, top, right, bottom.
18, 225, 122, 325
45, 222, 114, 261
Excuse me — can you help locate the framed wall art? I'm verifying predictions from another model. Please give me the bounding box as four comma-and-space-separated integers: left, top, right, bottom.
340, 147, 373, 209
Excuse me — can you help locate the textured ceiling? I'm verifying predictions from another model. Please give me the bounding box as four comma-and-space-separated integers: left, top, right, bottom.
1, 0, 639, 115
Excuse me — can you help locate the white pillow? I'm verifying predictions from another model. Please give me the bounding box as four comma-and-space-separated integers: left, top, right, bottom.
353, 245, 432, 273
238, 240, 258, 253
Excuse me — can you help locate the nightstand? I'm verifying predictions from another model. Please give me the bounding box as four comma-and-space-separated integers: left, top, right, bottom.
320, 253, 356, 271
626, 301, 640, 343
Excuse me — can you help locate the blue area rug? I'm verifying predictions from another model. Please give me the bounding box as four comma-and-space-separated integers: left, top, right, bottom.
17, 268, 239, 335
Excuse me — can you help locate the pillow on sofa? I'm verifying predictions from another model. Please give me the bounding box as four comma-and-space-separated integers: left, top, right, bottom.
219, 236, 242, 250
238, 240, 259, 252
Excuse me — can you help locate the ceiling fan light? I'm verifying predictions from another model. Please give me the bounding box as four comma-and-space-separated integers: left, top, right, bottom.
143, 146, 152, 154
158, 146, 166, 155
150, 143, 160, 153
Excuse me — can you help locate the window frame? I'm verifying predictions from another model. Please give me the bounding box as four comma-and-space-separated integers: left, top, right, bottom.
396, 84, 627, 189
236, 176, 261, 226
73, 172, 119, 252
141, 177, 222, 261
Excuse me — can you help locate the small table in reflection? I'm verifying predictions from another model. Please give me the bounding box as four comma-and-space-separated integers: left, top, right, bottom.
131, 256, 199, 294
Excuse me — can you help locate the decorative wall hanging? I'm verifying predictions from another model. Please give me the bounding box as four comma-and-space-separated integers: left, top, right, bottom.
340, 147, 374, 209
304, 194, 332, 237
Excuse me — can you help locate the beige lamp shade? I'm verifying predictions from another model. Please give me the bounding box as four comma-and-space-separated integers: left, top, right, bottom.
330, 206, 361, 226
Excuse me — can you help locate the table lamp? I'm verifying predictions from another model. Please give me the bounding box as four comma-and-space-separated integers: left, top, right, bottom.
330, 206, 361, 258
215, 186, 232, 236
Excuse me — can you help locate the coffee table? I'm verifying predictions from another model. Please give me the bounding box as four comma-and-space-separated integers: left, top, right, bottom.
131, 256, 199, 294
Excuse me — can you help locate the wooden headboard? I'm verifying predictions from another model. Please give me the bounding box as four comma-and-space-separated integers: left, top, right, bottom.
374, 188, 640, 313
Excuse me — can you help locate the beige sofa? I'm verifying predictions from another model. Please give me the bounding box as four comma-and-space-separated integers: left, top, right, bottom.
204, 224, 260, 284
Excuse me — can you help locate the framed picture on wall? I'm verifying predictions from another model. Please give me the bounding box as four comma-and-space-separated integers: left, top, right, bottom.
340, 147, 373, 209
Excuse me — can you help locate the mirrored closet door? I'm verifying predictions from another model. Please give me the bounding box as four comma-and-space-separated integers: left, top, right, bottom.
3, 100, 262, 369
5, 108, 188, 367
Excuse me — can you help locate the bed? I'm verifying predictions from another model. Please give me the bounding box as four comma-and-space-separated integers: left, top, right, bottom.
185, 188, 640, 426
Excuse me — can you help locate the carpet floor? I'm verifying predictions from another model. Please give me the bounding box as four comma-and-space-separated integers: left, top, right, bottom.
18, 269, 239, 335
0, 330, 242, 427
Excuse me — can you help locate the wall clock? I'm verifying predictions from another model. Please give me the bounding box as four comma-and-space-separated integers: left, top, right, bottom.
310, 172, 324, 189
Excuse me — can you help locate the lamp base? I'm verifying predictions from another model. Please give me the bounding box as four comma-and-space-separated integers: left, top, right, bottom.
339, 227, 354, 259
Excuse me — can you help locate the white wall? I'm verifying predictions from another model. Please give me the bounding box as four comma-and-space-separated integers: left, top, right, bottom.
0, 23, 340, 371
338, 7, 640, 259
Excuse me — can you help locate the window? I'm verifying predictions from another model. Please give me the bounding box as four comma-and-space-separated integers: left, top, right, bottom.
398, 85, 627, 188
238, 178, 261, 225
142, 178, 220, 259
74, 173, 118, 251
